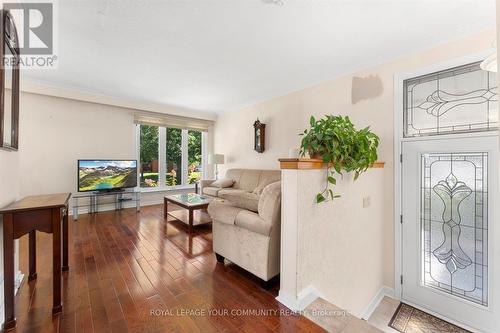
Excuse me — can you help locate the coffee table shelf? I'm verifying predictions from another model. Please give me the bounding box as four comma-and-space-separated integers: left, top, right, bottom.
168, 210, 212, 226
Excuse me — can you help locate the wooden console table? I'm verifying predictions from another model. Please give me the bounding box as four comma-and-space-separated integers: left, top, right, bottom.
0, 193, 71, 331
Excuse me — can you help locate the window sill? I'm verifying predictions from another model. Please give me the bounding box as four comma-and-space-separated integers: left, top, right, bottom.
139, 185, 195, 194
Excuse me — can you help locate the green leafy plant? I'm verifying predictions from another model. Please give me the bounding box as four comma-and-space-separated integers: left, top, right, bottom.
299, 115, 379, 203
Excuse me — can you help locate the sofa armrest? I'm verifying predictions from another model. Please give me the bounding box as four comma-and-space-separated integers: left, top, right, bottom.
207, 200, 244, 225
258, 181, 281, 225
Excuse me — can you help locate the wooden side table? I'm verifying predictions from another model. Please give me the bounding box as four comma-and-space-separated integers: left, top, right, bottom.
0, 193, 71, 331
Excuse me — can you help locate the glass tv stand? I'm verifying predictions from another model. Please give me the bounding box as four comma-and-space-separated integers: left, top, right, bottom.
72, 190, 141, 220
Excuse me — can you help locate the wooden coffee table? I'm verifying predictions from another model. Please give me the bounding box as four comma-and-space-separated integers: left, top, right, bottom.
164, 193, 212, 233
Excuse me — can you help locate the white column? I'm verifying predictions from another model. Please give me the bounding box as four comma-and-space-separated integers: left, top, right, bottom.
159, 127, 166, 188
202, 131, 209, 180
276, 169, 301, 310
181, 129, 189, 186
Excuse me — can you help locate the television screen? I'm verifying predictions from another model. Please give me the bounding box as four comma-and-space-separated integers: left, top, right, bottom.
78, 160, 137, 192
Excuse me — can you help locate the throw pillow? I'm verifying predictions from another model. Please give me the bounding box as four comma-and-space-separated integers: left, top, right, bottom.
211, 177, 234, 188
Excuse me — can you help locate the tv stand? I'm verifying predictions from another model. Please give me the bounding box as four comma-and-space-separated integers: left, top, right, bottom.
72, 190, 140, 220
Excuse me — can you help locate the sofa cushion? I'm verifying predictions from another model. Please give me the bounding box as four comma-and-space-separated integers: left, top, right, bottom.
207, 200, 243, 225
218, 189, 259, 212
222, 169, 281, 193
237, 170, 262, 191
203, 186, 221, 197
225, 169, 244, 187
234, 210, 272, 236
211, 177, 234, 188
253, 170, 281, 195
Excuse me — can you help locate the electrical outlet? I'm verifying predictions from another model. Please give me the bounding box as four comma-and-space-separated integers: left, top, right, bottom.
363, 196, 371, 208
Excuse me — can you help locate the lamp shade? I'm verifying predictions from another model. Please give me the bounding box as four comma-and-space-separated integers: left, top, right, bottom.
208, 154, 225, 164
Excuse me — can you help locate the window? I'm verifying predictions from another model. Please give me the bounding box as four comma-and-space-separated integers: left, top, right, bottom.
166, 128, 182, 186
188, 130, 202, 184
138, 124, 206, 189
139, 125, 159, 187
403, 62, 498, 137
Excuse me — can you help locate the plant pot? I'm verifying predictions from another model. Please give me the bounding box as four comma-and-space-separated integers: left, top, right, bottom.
308, 149, 323, 160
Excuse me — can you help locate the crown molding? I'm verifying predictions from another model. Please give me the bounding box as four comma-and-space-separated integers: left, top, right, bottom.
19, 79, 218, 121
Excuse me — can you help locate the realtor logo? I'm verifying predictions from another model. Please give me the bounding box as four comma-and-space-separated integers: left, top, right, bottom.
2, 1, 57, 68
3, 2, 53, 54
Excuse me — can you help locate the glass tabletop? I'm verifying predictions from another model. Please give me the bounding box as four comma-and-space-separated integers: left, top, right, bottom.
166, 193, 211, 206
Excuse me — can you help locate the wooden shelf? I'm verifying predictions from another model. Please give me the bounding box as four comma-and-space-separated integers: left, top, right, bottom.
279, 158, 385, 170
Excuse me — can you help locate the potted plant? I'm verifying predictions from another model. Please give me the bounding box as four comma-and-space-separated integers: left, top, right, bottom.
299, 115, 379, 203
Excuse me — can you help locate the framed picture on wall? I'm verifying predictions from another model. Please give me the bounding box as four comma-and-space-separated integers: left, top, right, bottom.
0, 9, 20, 151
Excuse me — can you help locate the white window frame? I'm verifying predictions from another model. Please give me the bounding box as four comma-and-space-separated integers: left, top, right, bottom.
136, 124, 207, 192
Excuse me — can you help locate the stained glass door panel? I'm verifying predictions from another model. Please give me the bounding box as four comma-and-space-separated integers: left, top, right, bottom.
421, 153, 488, 306
404, 62, 498, 137
402, 137, 499, 332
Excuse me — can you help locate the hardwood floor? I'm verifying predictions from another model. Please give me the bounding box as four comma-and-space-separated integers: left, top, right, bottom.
11, 204, 326, 333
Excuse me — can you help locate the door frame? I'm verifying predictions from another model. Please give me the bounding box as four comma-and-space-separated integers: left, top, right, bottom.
393, 49, 496, 306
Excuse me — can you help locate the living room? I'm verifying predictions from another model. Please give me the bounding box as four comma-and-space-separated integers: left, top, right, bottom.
0, 1, 499, 332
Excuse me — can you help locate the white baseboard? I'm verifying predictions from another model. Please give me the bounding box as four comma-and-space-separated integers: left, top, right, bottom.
276, 285, 322, 312
360, 286, 395, 320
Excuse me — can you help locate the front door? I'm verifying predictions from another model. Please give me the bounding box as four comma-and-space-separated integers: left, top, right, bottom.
401, 135, 499, 332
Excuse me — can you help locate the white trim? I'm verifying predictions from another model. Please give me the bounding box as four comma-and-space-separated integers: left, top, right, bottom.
139, 184, 195, 193
393, 49, 495, 301
360, 286, 395, 320
137, 124, 207, 190
136, 124, 141, 187
159, 127, 167, 187
181, 129, 189, 186
202, 131, 208, 181
276, 285, 322, 312
277, 284, 396, 321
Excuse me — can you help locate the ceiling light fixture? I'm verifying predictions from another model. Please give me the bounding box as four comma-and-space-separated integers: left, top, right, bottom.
262, 0, 284, 5
480, 41, 497, 72
480, 53, 497, 72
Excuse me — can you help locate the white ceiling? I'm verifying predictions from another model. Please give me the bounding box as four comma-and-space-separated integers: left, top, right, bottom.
22, 0, 496, 114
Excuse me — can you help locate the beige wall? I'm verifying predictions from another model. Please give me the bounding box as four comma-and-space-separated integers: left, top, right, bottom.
17, 91, 213, 210
19, 92, 136, 197
214, 29, 496, 301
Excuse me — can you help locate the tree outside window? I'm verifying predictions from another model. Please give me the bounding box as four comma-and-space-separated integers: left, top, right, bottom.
139, 125, 204, 189
140, 125, 159, 187
188, 130, 202, 184
166, 128, 182, 186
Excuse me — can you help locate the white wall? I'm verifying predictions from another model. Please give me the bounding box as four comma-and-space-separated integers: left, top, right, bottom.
279, 167, 386, 317
17, 91, 214, 210
214, 29, 496, 305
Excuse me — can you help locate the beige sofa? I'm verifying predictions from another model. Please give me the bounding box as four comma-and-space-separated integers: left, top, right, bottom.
204, 169, 281, 288
200, 169, 281, 212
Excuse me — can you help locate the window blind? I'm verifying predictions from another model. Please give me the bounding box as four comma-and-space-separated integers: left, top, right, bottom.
134, 112, 214, 132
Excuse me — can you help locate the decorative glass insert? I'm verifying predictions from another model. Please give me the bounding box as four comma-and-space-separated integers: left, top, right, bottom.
404, 62, 498, 137
421, 152, 488, 306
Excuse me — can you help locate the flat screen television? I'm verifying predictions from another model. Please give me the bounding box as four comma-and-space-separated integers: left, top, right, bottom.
78, 160, 137, 192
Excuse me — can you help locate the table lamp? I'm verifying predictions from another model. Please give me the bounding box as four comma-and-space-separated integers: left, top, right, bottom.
208, 154, 225, 179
